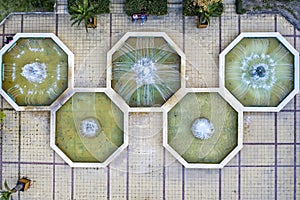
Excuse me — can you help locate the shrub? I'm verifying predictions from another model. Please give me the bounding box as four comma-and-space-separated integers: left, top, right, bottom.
0, 0, 54, 22
90, 0, 110, 14
29, 0, 55, 11
68, 0, 110, 14
183, 0, 198, 16
235, 0, 246, 14
208, 2, 224, 17
125, 0, 168, 16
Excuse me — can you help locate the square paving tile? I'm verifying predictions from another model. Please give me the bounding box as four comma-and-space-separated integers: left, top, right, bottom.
0, 1, 299, 199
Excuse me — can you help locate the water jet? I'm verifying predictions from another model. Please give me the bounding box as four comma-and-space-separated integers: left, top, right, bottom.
220, 32, 299, 112
0, 33, 74, 111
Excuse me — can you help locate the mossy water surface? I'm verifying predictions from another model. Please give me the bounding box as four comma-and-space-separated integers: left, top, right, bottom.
56, 93, 124, 163
168, 93, 238, 164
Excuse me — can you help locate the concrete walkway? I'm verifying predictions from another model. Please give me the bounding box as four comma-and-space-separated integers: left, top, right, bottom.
0, 0, 299, 199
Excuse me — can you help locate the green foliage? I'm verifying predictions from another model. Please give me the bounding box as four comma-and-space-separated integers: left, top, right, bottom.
183, 0, 224, 17
183, 0, 224, 28
0, 111, 5, 123
207, 1, 224, 17
199, 11, 210, 25
68, 0, 110, 14
235, 0, 246, 14
90, 0, 110, 14
0, 180, 13, 200
0, 191, 12, 200
3, 180, 10, 191
68, 0, 110, 32
0, 0, 54, 22
125, 0, 168, 16
29, 0, 54, 10
69, 0, 96, 32
183, 0, 199, 16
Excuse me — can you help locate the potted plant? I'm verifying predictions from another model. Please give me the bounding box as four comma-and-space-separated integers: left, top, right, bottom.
197, 10, 210, 28
69, 0, 97, 32
0, 177, 31, 200
193, 0, 224, 28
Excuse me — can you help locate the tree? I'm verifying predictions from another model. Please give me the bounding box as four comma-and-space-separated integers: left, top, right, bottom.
69, 0, 96, 32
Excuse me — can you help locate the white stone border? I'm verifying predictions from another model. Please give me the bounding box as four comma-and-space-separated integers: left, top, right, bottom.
219, 32, 299, 112
0, 33, 74, 111
50, 88, 129, 168
0, 32, 263, 168
51, 32, 245, 169
163, 88, 243, 169
106, 32, 186, 112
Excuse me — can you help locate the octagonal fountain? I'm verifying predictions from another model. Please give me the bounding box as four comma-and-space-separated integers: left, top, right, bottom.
163, 88, 243, 168
50, 89, 128, 168
0, 33, 74, 111
220, 32, 299, 112
1, 32, 249, 169
107, 32, 185, 111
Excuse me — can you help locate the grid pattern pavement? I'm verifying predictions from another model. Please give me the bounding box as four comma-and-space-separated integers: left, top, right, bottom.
0, 0, 299, 199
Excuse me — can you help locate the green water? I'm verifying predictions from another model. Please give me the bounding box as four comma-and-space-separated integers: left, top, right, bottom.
2, 38, 68, 106
168, 93, 238, 164
112, 37, 181, 107
55, 92, 124, 163
225, 38, 294, 107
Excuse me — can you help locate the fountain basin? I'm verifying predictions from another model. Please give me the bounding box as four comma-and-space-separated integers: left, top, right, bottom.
163, 88, 243, 168
220, 32, 299, 112
50, 89, 128, 168
0, 33, 74, 111
107, 32, 186, 111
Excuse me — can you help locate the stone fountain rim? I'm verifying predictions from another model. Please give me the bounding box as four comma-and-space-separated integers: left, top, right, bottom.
0, 33, 75, 111
162, 88, 244, 169
106, 32, 186, 111
49, 88, 129, 168
219, 32, 299, 112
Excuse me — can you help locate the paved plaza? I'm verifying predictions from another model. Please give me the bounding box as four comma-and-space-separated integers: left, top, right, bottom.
0, 0, 299, 199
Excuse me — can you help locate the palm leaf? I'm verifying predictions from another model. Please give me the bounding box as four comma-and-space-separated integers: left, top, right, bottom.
86, 6, 95, 13
69, 0, 96, 32
70, 14, 80, 20
77, 18, 84, 26
83, 0, 88, 9
3, 181, 10, 191
0, 191, 12, 200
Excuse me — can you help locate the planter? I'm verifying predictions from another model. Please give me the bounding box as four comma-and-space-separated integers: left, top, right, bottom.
15, 178, 31, 192
87, 17, 97, 28
197, 16, 208, 28
197, 21, 208, 28
0, 177, 31, 200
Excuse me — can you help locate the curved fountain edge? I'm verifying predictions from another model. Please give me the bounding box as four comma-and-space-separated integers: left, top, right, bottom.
3, 31, 297, 168
50, 87, 129, 168
162, 87, 244, 169
0, 33, 75, 111
106, 32, 186, 110
219, 32, 299, 112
